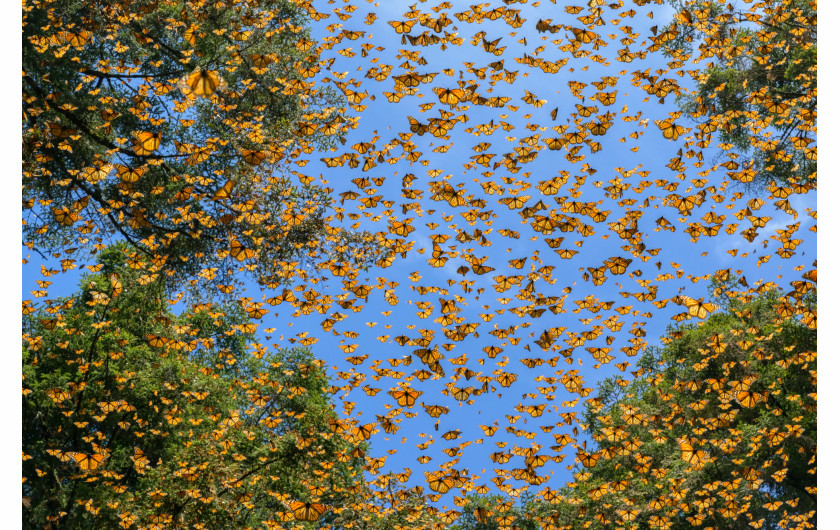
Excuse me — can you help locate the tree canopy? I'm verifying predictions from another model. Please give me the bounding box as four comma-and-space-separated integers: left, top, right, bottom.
23, 245, 369, 528
666, 0, 816, 187
435, 282, 816, 530
545, 283, 816, 529
23, 0, 379, 285
449, 493, 539, 530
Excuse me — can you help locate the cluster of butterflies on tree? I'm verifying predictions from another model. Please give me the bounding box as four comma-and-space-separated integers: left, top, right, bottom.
22, 0, 815, 528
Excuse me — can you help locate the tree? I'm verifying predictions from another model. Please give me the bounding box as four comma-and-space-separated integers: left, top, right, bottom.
22, 245, 369, 528
449, 493, 540, 530
348, 483, 444, 530
659, 0, 816, 187
22, 0, 379, 286
544, 281, 816, 529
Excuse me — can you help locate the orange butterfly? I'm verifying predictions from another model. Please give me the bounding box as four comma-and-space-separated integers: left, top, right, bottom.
289, 501, 327, 522
426, 473, 455, 493
390, 389, 421, 407
178, 67, 228, 97
133, 131, 161, 155
577, 450, 600, 468
656, 120, 688, 140
679, 440, 709, 466
115, 164, 147, 183
675, 296, 719, 319
73, 452, 106, 472
241, 149, 267, 165
229, 240, 255, 262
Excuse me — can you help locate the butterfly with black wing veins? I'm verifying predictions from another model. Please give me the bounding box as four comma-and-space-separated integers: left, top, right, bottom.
178, 67, 228, 97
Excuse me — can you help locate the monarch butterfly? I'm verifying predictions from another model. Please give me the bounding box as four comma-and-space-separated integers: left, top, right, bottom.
428, 123, 451, 139
427, 474, 455, 493
52, 207, 79, 226
737, 391, 765, 408
45, 448, 70, 464
605, 256, 631, 274
571, 28, 596, 43
588, 266, 607, 285
241, 149, 267, 165
441, 429, 462, 441
394, 73, 422, 88
480, 424, 498, 436
407, 116, 428, 135
289, 501, 327, 522
98, 401, 122, 413
428, 254, 449, 267
133, 131, 161, 155
351, 422, 376, 441
244, 303, 267, 319
707, 334, 727, 353
439, 188, 466, 207
321, 118, 344, 136
522, 90, 545, 107
146, 334, 169, 348
45, 387, 71, 403
765, 99, 789, 114
577, 450, 600, 468
676, 296, 719, 319
671, 194, 701, 214
391, 389, 421, 407
499, 195, 529, 210
73, 452, 106, 471
649, 515, 671, 528
249, 53, 274, 74
213, 180, 235, 201
589, 121, 609, 136
46, 122, 77, 138
522, 404, 546, 417
297, 122, 318, 136
230, 240, 255, 262
343, 88, 368, 104
388, 19, 415, 33
283, 211, 308, 226
378, 90, 403, 104
451, 386, 474, 401
58, 30, 92, 48
491, 451, 512, 463
482, 37, 504, 55
679, 441, 708, 466
656, 120, 688, 140
424, 404, 448, 418
435, 87, 465, 106
115, 164, 147, 183
587, 347, 614, 363
566, 131, 586, 144
178, 67, 228, 97
597, 91, 617, 105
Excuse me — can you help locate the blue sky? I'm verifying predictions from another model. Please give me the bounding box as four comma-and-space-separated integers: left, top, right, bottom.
243, 0, 819, 508
13, 0, 832, 519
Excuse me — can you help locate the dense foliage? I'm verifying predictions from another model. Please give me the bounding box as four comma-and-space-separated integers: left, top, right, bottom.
450, 493, 539, 530
666, 0, 816, 187
22, 0, 378, 285
546, 284, 816, 529
23, 245, 368, 528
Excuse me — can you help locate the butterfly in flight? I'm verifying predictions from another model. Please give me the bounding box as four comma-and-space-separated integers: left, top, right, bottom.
178, 67, 228, 97
288, 501, 327, 522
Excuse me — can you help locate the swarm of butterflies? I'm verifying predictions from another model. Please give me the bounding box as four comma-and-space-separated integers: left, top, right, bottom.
22, 0, 816, 527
